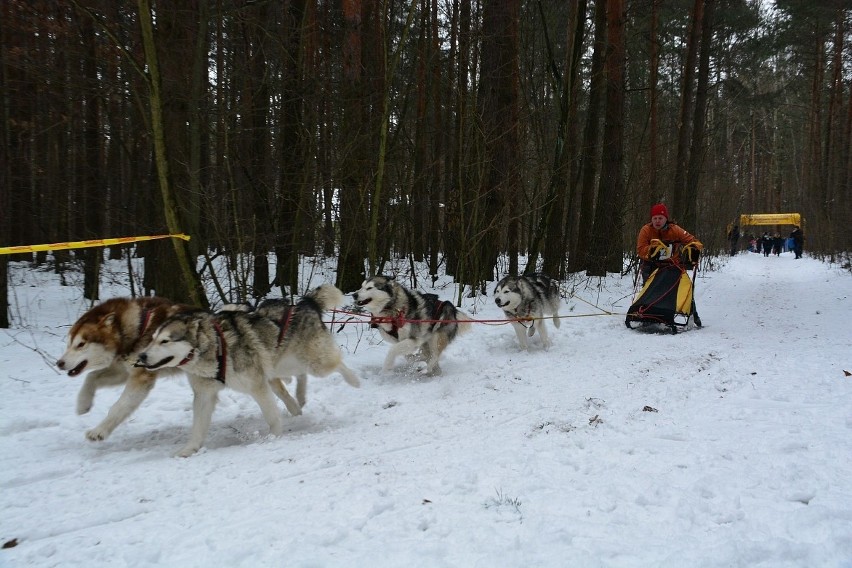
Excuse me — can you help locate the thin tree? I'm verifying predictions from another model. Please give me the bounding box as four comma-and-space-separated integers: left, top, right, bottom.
136, 0, 207, 307
336, 0, 370, 293
567, 0, 607, 273
671, 0, 703, 221
586, 0, 626, 276
467, 0, 521, 288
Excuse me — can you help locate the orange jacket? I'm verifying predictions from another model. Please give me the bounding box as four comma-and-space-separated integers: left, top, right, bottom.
637, 222, 699, 261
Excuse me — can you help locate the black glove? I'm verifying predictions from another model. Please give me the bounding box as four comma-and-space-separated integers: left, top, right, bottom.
681, 242, 701, 264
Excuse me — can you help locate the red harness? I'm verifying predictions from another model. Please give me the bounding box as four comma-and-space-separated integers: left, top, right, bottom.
211, 321, 227, 383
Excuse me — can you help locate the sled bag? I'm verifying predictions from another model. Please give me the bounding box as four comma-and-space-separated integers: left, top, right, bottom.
627, 265, 694, 326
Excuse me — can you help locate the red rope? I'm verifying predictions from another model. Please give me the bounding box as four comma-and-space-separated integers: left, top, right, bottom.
328, 308, 531, 326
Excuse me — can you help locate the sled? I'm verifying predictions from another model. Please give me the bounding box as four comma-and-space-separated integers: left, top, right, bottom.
625, 261, 701, 334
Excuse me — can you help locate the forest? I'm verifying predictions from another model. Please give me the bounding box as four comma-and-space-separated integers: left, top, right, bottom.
1, 0, 850, 324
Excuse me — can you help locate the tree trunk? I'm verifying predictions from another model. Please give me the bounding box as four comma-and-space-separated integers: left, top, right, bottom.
683, 0, 715, 234
469, 0, 520, 287
137, 0, 207, 307
529, 0, 586, 278
671, 0, 703, 218
586, 0, 626, 276
274, 0, 308, 297
336, 0, 369, 293
80, 14, 102, 301
567, 0, 606, 273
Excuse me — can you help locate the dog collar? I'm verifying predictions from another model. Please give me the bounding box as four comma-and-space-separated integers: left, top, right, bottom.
178, 349, 195, 366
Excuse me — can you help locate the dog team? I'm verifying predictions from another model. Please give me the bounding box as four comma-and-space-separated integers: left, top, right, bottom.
56, 273, 561, 456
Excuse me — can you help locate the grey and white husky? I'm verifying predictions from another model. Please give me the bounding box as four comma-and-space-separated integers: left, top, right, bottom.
136, 284, 359, 457
353, 276, 471, 375
494, 273, 561, 349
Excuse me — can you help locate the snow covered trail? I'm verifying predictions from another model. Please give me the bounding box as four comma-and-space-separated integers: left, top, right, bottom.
1, 253, 851, 567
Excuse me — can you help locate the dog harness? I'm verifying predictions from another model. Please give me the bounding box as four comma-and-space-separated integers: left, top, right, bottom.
138, 308, 154, 335
370, 301, 448, 338
211, 321, 227, 383
276, 308, 294, 347
370, 312, 404, 339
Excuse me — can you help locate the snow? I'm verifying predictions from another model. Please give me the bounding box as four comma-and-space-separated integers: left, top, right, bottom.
2, 252, 851, 568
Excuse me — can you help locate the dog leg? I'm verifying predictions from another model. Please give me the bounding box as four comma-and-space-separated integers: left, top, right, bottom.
77, 363, 129, 415
511, 321, 529, 350
247, 382, 284, 437
423, 335, 448, 376
85, 368, 156, 441
537, 319, 552, 349
175, 376, 221, 457
336, 363, 361, 387
383, 339, 420, 373
552, 310, 561, 329
383, 338, 420, 372
295, 375, 308, 408
271, 378, 302, 417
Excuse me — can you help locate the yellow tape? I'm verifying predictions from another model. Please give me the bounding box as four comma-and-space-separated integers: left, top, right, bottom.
0, 233, 190, 255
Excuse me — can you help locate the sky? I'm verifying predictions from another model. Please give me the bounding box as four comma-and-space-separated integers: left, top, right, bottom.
1, 250, 851, 568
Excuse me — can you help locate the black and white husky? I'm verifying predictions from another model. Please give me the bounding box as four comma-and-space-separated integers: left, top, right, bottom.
494, 273, 561, 349
135, 284, 359, 457
353, 276, 472, 375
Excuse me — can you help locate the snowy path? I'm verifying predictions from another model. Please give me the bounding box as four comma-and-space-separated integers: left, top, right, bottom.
1, 253, 851, 567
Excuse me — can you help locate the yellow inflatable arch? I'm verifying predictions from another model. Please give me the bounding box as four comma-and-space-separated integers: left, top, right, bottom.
738, 213, 802, 227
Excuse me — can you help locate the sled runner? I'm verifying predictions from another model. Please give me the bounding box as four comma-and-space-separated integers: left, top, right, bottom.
625, 248, 702, 334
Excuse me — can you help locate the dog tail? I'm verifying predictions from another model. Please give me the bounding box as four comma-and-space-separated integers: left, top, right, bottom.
454, 310, 474, 335
218, 302, 254, 313
308, 284, 346, 312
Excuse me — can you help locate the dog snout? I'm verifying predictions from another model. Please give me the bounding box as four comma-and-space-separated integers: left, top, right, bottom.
136, 352, 148, 364
56, 359, 66, 370
352, 292, 359, 302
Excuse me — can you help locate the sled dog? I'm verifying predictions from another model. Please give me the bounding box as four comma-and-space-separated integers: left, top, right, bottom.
56, 297, 192, 441
494, 273, 561, 349
135, 284, 360, 457
215, 301, 302, 418
353, 276, 471, 375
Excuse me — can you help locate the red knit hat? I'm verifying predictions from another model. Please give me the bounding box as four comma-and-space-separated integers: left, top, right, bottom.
650, 203, 669, 219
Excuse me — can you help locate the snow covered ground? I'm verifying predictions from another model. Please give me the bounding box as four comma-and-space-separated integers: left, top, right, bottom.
1, 251, 851, 568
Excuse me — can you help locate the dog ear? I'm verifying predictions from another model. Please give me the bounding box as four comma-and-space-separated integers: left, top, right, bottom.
100, 313, 117, 328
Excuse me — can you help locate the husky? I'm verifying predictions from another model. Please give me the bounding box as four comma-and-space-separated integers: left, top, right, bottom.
493, 273, 562, 349
135, 284, 360, 457
352, 276, 472, 375
56, 297, 192, 441
215, 300, 303, 418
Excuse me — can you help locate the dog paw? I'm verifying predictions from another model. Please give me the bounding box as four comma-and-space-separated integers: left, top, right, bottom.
174, 445, 200, 458
85, 427, 109, 441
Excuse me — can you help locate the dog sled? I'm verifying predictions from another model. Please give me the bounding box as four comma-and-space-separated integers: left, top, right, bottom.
625, 246, 702, 334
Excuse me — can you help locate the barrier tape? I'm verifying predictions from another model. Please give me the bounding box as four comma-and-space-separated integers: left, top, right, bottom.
0, 233, 190, 255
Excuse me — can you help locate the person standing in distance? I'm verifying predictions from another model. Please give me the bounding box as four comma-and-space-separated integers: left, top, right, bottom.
790, 225, 804, 259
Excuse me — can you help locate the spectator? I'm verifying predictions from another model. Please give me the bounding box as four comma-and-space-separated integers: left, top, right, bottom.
761, 232, 773, 257
727, 225, 740, 256
772, 233, 784, 256
790, 226, 804, 259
